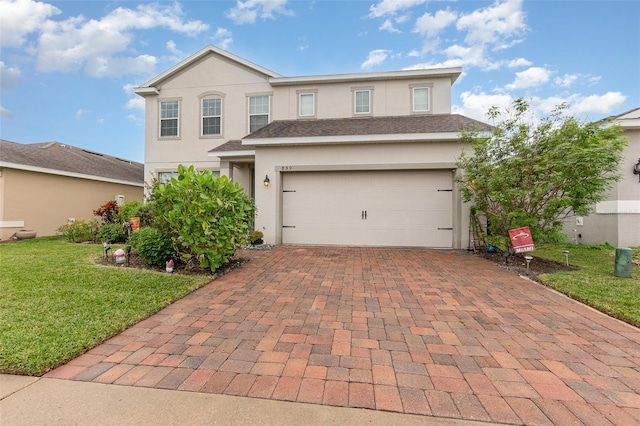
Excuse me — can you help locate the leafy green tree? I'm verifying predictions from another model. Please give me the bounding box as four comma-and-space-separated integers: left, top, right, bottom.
456, 98, 627, 247
149, 165, 255, 272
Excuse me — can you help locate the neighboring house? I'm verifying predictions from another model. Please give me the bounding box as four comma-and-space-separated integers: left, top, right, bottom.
0, 140, 144, 239
563, 108, 640, 247
134, 45, 491, 248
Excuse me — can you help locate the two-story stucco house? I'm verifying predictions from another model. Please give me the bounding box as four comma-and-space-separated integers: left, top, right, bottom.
134, 45, 490, 248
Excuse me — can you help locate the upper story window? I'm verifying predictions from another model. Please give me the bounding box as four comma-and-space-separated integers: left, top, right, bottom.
354, 90, 371, 115
160, 100, 179, 137
299, 92, 315, 117
412, 87, 430, 113
248, 95, 270, 133
202, 97, 222, 136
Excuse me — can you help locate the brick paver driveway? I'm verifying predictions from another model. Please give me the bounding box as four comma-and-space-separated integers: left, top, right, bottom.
48, 246, 640, 425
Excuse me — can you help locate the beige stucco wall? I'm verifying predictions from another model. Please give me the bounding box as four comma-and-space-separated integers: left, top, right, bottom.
141, 52, 455, 187
143, 53, 274, 184
272, 76, 452, 119
0, 168, 143, 239
254, 140, 470, 249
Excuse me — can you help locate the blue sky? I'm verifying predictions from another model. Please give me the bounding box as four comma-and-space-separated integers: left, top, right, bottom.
1, 0, 638, 163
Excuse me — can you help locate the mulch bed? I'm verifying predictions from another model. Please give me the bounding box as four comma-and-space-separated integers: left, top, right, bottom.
96, 251, 249, 277
474, 249, 578, 282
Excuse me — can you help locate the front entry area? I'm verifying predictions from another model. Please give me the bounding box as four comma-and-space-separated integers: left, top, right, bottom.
281, 169, 453, 247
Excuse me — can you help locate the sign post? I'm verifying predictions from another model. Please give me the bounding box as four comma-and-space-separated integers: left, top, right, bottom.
508, 226, 535, 254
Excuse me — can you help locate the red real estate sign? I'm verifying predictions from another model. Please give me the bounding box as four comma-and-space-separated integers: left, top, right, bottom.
509, 226, 535, 253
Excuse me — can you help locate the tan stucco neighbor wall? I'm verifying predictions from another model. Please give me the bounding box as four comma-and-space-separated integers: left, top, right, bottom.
254, 141, 471, 249
0, 168, 143, 239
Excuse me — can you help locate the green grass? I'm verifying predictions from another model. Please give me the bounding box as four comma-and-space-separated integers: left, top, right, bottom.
533, 244, 640, 327
0, 237, 211, 376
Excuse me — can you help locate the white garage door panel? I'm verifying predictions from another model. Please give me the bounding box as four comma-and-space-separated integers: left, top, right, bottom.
282, 170, 453, 247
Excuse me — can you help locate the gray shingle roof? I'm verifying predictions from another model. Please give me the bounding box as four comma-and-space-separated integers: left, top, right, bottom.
244, 114, 492, 139
208, 140, 255, 153
0, 140, 144, 184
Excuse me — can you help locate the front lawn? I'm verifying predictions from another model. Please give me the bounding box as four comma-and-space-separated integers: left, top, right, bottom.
0, 237, 211, 376
533, 244, 640, 327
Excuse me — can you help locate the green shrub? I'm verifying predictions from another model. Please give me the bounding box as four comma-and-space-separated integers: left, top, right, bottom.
57, 219, 99, 243
129, 227, 174, 268
249, 230, 264, 244
149, 164, 255, 272
97, 223, 128, 243
117, 200, 153, 227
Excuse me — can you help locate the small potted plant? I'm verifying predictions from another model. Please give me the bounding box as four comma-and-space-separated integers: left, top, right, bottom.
249, 230, 264, 246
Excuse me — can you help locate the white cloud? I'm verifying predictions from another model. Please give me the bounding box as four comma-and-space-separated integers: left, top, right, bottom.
507, 57, 532, 68
0, 61, 21, 89
456, 0, 527, 46
166, 40, 188, 62
212, 27, 233, 50
452, 91, 514, 122
0, 0, 60, 48
369, 0, 427, 18
405, 44, 502, 70
361, 49, 390, 70
227, 0, 293, 25
127, 114, 143, 126
36, 3, 206, 77
414, 9, 457, 38
455, 91, 626, 124
1, 105, 14, 118
505, 66, 551, 90
555, 73, 579, 88
573, 92, 626, 114
587, 76, 602, 86
96, 118, 105, 124
124, 83, 145, 110
76, 108, 89, 119
379, 19, 401, 33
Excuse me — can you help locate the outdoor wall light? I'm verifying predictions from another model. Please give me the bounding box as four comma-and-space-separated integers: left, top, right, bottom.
263, 175, 270, 187
634, 158, 640, 182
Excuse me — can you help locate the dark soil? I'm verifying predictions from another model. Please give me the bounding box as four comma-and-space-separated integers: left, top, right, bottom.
474, 249, 578, 282
96, 251, 249, 277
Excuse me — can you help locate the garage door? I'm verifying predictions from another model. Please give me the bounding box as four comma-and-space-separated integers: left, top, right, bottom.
282, 170, 453, 247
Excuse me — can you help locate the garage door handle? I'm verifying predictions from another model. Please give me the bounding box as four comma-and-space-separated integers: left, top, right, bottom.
361, 210, 367, 220
438, 227, 453, 230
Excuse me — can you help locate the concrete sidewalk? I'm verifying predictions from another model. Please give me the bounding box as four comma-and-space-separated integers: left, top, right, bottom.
0, 374, 495, 425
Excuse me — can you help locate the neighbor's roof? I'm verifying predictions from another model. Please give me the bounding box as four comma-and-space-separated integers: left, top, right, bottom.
244, 114, 492, 141
0, 140, 144, 185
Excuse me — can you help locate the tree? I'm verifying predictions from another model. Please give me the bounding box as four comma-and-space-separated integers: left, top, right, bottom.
149, 165, 256, 272
456, 98, 627, 247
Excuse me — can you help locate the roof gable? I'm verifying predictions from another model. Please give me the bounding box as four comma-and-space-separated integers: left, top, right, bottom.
0, 140, 144, 184
134, 45, 281, 94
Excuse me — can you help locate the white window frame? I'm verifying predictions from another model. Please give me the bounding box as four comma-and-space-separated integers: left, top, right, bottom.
411, 86, 431, 113
157, 171, 178, 184
248, 94, 271, 133
354, 90, 371, 115
298, 92, 315, 117
201, 97, 223, 136
159, 100, 180, 138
